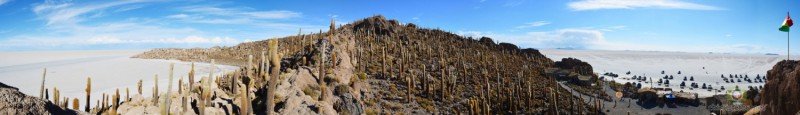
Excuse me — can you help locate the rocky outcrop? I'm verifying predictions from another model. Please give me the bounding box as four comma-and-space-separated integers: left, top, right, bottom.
760, 60, 800, 115
478, 37, 495, 46
0, 82, 82, 115
554, 58, 594, 75
333, 85, 363, 115
133, 15, 587, 114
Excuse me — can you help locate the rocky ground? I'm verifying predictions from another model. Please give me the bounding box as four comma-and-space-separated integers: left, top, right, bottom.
760, 60, 800, 115
126, 15, 596, 114
0, 82, 83, 115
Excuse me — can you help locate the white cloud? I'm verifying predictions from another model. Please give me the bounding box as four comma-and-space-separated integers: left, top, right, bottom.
32, 0, 154, 26
516, 21, 551, 29
240, 10, 301, 19
457, 31, 486, 38
179, 6, 300, 19
568, 0, 722, 11
86, 35, 239, 44
460, 28, 609, 49
168, 6, 303, 25
166, 14, 190, 19
0, 19, 246, 50
0, 0, 11, 6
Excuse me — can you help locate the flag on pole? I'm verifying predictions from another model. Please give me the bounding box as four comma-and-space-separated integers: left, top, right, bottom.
780, 13, 793, 32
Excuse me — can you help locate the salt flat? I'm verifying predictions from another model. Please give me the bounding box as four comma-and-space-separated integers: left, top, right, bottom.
541, 50, 781, 98
0, 50, 238, 108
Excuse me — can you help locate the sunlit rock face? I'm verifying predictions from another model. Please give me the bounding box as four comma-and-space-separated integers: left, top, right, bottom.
761, 60, 800, 115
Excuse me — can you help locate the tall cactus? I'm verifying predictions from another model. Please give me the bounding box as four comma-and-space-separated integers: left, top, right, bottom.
199, 59, 215, 115
53, 87, 59, 106
248, 54, 253, 80
318, 35, 328, 101
261, 51, 267, 84
189, 62, 195, 88
138, 79, 142, 95
102, 93, 106, 109
85, 77, 91, 112
266, 39, 283, 115
115, 88, 120, 109
407, 70, 414, 103
154, 74, 159, 104
329, 18, 335, 43
382, 47, 386, 77
178, 78, 182, 95
40, 68, 46, 98
110, 90, 118, 115
64, 97, 68, 109
162, 63, 174, 115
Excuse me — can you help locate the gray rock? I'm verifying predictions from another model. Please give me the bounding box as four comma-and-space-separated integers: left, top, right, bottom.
0, 82, 83, 115
334, 93, 363, 115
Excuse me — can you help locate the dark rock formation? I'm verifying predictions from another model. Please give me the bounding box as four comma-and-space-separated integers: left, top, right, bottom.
498, 42, 519, 52
554, 58, 594, 75
478, 37, 495, 46
760, 60, 800, 115
0, 82, 81, 115
333, 86, 363, 115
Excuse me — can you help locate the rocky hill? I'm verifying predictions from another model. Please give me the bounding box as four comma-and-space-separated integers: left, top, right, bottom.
131, 15, 596, 114
761, 60, 800, 115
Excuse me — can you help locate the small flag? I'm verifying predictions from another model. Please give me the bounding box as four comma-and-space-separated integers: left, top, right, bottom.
780, 13, 793, 32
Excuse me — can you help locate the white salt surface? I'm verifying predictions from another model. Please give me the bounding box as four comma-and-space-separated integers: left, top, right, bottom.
541, 50, 781, 98
0, 50, 238, 108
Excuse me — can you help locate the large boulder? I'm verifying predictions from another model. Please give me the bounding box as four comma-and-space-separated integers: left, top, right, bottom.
554, 58, 594, 75
478, 37, 495, 46
760, 60, 800, 115
333, 85, 363, 115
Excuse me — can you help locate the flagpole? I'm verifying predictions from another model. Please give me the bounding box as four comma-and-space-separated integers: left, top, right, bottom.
789, 31, 791, 60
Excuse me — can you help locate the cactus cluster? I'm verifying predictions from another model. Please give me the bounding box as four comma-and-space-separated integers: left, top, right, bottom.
123, 15, 594, 114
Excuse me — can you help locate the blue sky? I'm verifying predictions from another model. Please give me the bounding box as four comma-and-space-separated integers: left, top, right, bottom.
0, 0, 798, 54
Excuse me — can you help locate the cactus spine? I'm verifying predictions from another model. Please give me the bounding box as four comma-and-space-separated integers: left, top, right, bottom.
40, 68, 46, 98
85, 77, 91, 112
